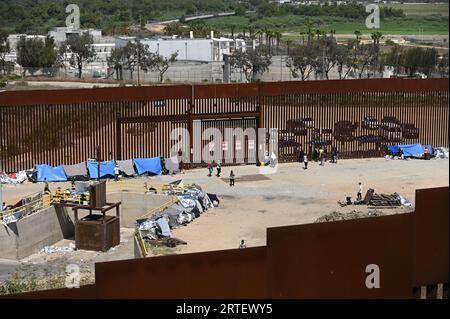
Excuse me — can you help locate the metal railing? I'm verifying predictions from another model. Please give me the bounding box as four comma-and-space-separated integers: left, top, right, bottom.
0, 192, 51, 222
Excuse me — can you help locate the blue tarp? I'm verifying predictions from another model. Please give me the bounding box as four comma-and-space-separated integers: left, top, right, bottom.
401, 144, 425, 157
87, 160, 116, 179
36, 164, 67, 182
134, 157, 162, 175
387, 144, 433, 157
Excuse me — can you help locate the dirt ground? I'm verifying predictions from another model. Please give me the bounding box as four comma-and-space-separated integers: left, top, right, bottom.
0, 157, 448, 287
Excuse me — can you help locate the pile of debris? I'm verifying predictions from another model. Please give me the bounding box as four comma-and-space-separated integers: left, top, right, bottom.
434, 147, 449, 159
338, 189, 412, 208
315, 210, 385, 223
136, 181, 219, 249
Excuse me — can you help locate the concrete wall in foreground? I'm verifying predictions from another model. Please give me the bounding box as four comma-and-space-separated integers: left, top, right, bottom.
0, 193, 170, 260
0, 206, 74, 260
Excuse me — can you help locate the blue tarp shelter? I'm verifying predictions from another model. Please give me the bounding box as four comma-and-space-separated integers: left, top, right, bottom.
387, 144, 433, 157
36, 164, 67, 182
87, 160, 116, 179
134, 157, 162, 175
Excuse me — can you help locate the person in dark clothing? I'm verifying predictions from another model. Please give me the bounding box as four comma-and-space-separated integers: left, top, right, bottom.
298, 148, 305, 164
207, 163, 212, 177
216, 163, 221, 177
331, 147, 338, 163
229, 170, 235, 186
312, 148, 319, 162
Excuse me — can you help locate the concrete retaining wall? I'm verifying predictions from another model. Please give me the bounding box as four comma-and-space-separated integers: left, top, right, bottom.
0, 193, 169, 260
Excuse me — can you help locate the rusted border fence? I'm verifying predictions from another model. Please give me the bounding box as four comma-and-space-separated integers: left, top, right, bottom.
0, 78, 448, 172
2, 186, 448, 299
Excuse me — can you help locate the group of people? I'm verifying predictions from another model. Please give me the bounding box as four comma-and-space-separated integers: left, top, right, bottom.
207, 162, 235, 187
297, 146, 339, 169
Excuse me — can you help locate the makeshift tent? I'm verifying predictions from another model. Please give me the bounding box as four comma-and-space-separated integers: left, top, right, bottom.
164, 155, 180, 175
63, 162, 88, 180
35, 164, 67, 182
116, 160, 135, 176
387, 144, 434, 158
86, 160, 115, 179
400, 144, 426, 157
133, 157, 162, 175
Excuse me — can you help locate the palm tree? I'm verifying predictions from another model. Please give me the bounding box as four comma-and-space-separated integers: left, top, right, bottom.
285, 39, 293, 55
305, 19, 315, 43
274, 31, 282, 55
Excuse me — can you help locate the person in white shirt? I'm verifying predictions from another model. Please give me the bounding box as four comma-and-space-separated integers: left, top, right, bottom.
357, 182, 363, 201
114, 165, 120, 181
303, 154, 308, 170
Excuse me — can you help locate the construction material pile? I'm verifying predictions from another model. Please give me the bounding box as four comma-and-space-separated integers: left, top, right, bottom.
315, 210, 385, 223
338, 189, 412, 208
136, 181, 219, 249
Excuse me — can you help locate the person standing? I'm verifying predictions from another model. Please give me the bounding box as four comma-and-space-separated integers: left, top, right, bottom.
239, 239, 247, 248
298, 147, 305, 164
207, 163, 212, 177
43, 178, 51, 194
357, 182, 363, 201
331, 147, 338, 163
114, 164, 120, 182
303, 154, 308, 170
424, 147, 430, 160
229, 170, 235, 187
216, 163, 221, 177
319, 147, 325, 166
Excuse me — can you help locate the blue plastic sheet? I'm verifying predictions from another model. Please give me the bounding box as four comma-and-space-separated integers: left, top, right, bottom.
87, 160, 116, 179
36, 164, 67, 182
133, 157, 162, 175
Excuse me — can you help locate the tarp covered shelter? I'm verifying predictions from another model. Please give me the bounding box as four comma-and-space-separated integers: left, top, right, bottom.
63, 162, 88, 180
87, 160, 115, 179
387, 144, 433, 157
35, 164, 67, 182
116, 160, 135, 176
134, 157, 162, 175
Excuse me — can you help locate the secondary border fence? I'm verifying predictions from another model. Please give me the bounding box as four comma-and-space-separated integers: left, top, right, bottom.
1, 186, 447, 299
0, 78, 448, 172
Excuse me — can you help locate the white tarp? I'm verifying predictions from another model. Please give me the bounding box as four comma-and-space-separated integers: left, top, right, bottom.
116, 159, 136, 176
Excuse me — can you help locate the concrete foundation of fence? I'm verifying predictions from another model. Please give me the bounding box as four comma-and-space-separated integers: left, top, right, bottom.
0, 193, 170, 260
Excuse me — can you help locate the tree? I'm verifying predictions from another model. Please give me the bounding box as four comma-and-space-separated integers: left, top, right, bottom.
143, 52, 178, 82
108, 47, 126, 80
438, 54, 449, 78
163, 22, 185, 36
65, 32, 96, 79
16, 36, 44, 76
40, 36, 58, 76
0, 29, 11, 75
229, 49, 272, 82
286, 43, 315, 81
383, 44, 404, 76
121, 40, 147, 83
310, 36, 340, 80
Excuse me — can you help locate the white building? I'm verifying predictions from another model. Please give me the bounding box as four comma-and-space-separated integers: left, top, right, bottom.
116, 33, 247, 62
48, 27, 102, 44
7, 34, 46, 52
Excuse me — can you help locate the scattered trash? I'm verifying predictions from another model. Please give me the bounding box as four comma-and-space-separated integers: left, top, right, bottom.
434, 147, 449, 159
39, 243, 75, 254
136, 181, 219, 248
